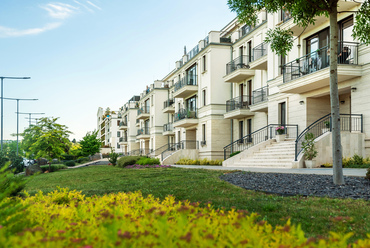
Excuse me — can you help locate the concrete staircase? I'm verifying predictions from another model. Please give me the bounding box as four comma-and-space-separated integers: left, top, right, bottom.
233, 140, 295, 168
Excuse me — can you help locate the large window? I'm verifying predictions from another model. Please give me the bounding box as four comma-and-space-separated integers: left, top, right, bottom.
186, 96, 197, 111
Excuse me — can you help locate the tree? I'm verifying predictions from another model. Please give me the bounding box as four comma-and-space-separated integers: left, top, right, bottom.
21, 117, 71, 171
80, 130, 101, 157
228, 0, 370, 185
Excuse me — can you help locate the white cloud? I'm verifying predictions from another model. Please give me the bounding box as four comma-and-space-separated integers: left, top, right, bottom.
73, 0, 94, 13
41, 2, 78, 19
0, 22, 62, 38
86, 1, 102, 10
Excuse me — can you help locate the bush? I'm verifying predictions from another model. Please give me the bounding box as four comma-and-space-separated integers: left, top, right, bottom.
366, 168, 370, 180
76, 157, 90, 164
40, 164, 68, 172
102, 153, 110, 158
61, 154, 75, 161
230, 151, 241, 157
64, 160, 76, 167
343, 155, 370, 168
117, 156, 140, 168
176, 158, 223, 165
136, 157, 160, 165
108, 150, 119, 166
0, 173, 26, 197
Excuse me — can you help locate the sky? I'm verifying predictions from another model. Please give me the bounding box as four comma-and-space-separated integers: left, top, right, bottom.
0, 0, 236, 142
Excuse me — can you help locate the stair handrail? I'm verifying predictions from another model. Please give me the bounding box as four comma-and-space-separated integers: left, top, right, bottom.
147, 143, 174, 158
161, 142, 182, 161
223, 124, 298, 160
294, 113, 363, 161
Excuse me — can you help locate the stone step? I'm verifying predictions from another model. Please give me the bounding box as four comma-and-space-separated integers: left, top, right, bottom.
241, 157, 293, 161
233, 162, 292, 167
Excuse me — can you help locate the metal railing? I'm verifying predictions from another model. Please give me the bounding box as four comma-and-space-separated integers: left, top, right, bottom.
283, 41, 359, 83
174, 108, 197, 122
147, 143, 174, 158
119, 136, 127, 142
252, 42, 268, 61
226, 95, 251, 112
126, 148, 150, 156
174, 74, 198, 92
220, 37, 232, 43
223, 124, 298, 160
187, 45, 199, 61
137, 106, 150, 115
295, 113, 363, 161
252, 86, 268, 105
239, 25, 252, 37
163, 123, 173, 132
226, 55, 252, 75
281, 9, 292, 23
161, 140, 199, 161
119, 121, 127, 127
163, 99, 174, 109
137, 127, 150, 136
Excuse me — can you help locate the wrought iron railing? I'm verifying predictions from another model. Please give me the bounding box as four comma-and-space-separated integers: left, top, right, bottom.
295, 114, 363, 161
137, 106, 150, 115
226, 55, 252, 75
220, 37, 232, 43
281, 9, 292, 23
119, 121, 127, 127
252, 42, 267, 61
239, 25, 252, 37
163, 99, 174, 109
137, 127, 150, 136
174, 108, 197, 122
223, 124, 298, 160
226, 95, 251, 112
147, 143, 174, 158
283, 41, 359, 83
174, 74, 198, 91
161, 140, 199, 161
187, 45, 199, 61
119, 136, 127, 142
252, 86, 268, 105
163, 123, 173, 132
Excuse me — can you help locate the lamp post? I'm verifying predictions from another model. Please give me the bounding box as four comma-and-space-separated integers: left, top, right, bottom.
0, 76, 31, 150
18, 112, 45, 126
1, 97, 38, 156
25, 117, 40, 125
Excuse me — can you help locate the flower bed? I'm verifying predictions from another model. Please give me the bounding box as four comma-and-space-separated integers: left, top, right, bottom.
1, 188, 369, 247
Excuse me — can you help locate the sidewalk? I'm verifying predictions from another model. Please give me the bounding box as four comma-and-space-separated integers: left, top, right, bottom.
68, 158, 109, 169
171, 165, 367, 177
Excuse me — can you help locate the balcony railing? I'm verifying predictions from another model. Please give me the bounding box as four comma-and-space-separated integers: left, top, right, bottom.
163, 123, 173, 132
163, 99, 174, 109
283, 41, 359, 83
119, 136, 127, 142
252, 86, 268, 105
252, 42, 267, 61
226, 55, 252, 75
187, 45, 199, 61
239, 25, 252, 37
174, 108, 197, 122
137, 106, 150, 115
281, 9, 292, 23
226, 95, 251, 112
174, 74, 197, 92
137, 127, 150, 136
119, 121, 127, 127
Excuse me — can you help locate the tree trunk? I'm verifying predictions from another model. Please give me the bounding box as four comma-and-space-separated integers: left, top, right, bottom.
329, 6, 344, 185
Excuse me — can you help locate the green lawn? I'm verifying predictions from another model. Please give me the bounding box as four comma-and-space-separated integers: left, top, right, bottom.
24, 165, 369, 241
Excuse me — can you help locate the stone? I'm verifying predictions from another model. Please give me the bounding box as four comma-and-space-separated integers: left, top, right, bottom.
25, 164, 42, 176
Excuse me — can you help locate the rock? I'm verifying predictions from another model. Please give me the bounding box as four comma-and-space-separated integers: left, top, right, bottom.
37, 158, 48, 165
25, 164, 42, 176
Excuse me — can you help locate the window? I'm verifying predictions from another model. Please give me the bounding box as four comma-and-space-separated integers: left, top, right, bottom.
239, 121, 244, 140
279, 102, 286, 126
151, 95, 154, 106
202, 55, 206, 72
117, 120, 120, 126
202, 124, 206, 142
279, 55, 286, 75
202, 89, 206, 106
117, 143, 120, 149
186, 96, 197, 111
186, 64, 197, 85
117, 131, 120, 137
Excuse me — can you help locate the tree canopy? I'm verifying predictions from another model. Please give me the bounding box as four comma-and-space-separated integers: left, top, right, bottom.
80, 130, 101, 157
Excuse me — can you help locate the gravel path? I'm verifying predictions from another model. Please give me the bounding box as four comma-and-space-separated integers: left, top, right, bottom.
220, 172, 370, 200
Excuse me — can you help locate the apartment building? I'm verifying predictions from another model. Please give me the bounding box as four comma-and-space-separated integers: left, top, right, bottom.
99, 0, 369, 167
118, 96, 140, 155
97, 107, 121, 154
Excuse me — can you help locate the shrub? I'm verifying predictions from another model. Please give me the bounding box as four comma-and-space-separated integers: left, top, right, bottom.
102, 153, 110, 158
61, 154, 75, 161
2, 188, 370, 247
352, 154, 364, 165
76, 157, 89, 164
0, 173, 26, 197
230, 151, 241, 157
64, 160, 76, 167
117, 156, 140, 168
136, 157, 160, 165
108, 150, 119, 166
176, 158, 223, 165
366, 168, 370, 180
40, 164, 68, 172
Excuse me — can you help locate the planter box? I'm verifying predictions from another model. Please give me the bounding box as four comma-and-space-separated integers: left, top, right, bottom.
276, 134, 286, 142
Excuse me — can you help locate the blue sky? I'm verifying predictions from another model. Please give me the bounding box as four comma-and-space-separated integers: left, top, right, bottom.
0, 0, 236, 141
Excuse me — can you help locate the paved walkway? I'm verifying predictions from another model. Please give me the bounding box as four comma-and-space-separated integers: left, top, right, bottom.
171, 165, 367, 177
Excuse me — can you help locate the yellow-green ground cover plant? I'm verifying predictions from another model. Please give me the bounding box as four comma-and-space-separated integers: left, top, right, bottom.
1, 187, 370, 247
176, 158, 223, 165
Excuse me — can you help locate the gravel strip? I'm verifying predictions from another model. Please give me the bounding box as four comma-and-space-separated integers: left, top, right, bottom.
220, 172, 370, 200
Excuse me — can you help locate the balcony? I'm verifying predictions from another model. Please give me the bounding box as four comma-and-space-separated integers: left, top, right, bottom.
249, 42, 268, 70
119, 136, 128, 144
250, 86, 268, 112
135, 119, 140, 127
137, 106, 150, 119
224, 56, 255, 83
173, 109, 198, 128
280, 42, 361, 94
137, 127, 150, 140
118, 121, 127, 130
224, 95, 254, 119
163, 99, 175, 113
163, 123, 174, 136
173, 75, 198, 98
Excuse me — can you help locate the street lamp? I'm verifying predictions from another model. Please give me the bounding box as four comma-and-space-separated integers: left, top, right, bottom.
1, 97, 38, 156
0, 76, 31, 150
18, 112, 45, 126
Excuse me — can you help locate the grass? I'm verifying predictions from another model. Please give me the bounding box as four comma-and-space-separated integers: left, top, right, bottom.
24, 165, 370, 241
